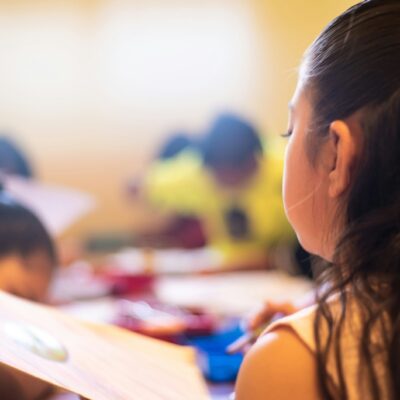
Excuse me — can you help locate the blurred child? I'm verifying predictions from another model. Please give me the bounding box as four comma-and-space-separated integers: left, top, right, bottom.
0, 192, 57, 399
0, 193, 56, 301
128, 132, 206, 249
236, 1, 400, 399
136, 114, 295, 269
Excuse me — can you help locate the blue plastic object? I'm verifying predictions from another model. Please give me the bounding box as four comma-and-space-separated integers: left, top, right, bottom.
188, 323, 245, 382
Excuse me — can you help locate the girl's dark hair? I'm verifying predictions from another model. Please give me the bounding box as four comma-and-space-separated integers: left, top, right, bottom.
0, 193, 56, 265
303, 1, 400, 398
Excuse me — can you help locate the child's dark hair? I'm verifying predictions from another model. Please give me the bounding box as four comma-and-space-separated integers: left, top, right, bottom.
0, 193, 56, 265
303, 1, 400, 398
201, 113, 262, 169
0, 136, 34, 178
156, 133, 196, 161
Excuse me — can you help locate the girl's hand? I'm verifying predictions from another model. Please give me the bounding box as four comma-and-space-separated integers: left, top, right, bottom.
246, 300, 299, 331
247, 289, 317, 332
225, 301, 299, 354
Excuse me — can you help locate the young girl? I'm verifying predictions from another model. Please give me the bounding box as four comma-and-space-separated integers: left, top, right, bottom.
236, 1, 400, 399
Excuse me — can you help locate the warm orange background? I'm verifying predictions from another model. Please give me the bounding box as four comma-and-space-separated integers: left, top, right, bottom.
0, 0, 356, 239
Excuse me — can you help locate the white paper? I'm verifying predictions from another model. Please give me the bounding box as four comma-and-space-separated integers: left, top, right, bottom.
156, 270, 314, 316
2, 174, 96, 236
109, 247, 223, 274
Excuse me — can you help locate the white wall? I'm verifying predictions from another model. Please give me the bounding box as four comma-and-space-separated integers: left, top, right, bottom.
0, 0, 356, 238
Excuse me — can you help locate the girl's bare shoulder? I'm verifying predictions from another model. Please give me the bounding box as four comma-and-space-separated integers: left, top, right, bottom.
235, 327, 320, 400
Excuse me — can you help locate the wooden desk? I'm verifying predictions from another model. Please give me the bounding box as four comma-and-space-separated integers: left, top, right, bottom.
49, 383, 234, 400
46, 270, 312, 400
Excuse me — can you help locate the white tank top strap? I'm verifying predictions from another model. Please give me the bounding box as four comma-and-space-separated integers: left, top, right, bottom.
261, 305, 317, 353
259, 299, 389, 400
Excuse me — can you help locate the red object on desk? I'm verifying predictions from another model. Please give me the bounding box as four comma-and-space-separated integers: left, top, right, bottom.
101, 271, 155, 296
113, 300, 217, 342
113, 300, 186, 342
183, 307, 217, 336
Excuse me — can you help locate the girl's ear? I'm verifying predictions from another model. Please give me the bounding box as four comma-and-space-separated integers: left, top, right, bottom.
327, 120, 358, 198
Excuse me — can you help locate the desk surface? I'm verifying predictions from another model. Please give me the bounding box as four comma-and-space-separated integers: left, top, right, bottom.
46, 270, 312, 400
49, 383, 234, 400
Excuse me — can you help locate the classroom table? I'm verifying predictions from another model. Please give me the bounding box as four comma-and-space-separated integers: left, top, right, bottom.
45, 269, 313, 400
49, 383, 234, 400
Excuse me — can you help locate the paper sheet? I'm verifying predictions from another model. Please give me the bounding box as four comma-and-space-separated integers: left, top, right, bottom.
156, 270, 314, 316
109, 247, 223, 274
2, 175, 96, 236
0, 291, 209, 400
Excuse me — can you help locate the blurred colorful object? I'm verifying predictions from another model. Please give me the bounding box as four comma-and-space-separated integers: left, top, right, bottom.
189, 323, 244, 382
2, 175, 96, 236
102, 270, 155, 295
113, 300, 217, 342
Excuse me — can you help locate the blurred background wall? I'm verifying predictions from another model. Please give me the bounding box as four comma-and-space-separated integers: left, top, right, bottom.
0, 0, 356, 239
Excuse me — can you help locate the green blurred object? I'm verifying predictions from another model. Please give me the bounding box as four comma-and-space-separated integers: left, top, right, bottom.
84, 231, 134, 253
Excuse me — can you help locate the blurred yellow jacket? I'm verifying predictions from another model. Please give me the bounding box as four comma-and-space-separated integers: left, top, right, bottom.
145, 143, 295, 266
